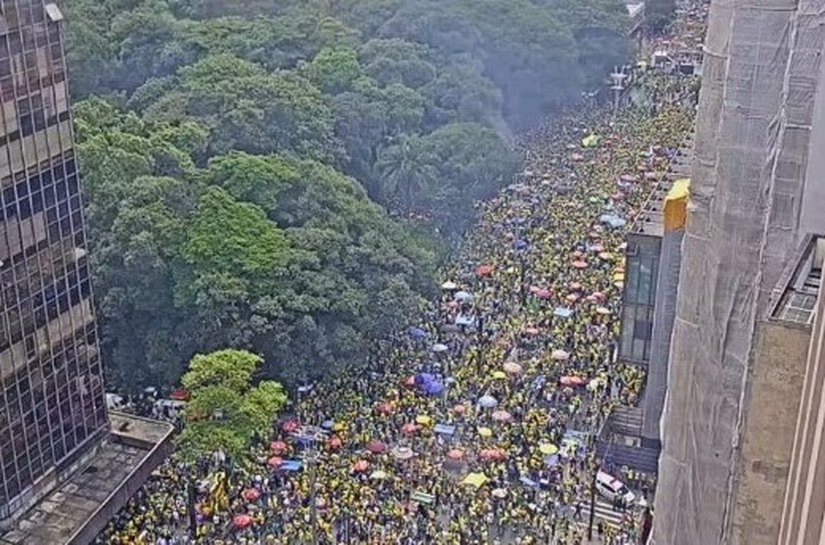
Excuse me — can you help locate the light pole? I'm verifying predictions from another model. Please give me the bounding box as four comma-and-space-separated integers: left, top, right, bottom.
294, 425, 326, 545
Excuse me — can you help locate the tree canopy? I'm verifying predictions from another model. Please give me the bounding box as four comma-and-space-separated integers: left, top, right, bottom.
66, 0, 631, 389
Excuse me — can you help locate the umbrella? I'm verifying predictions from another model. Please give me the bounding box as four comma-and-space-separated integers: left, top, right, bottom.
569, 282, 583, 291
370, 470, 388, 480
281, 420, 300, 433
599, 252, 614, 261
441, 281, 458, 290
409, 327, 427, 338
321, 419, 334, 429
551, 349, 570, 361
589, 244, 605, 253
415, 372, 435, 385
404, 375, 416, 387
391, 446, 415, 460
452, 404, 467, 414
592, 291, 605, 300
492, 410, 512, 422
424, 381, 444, 395
491, 370, 507, 380
170, 388, 189, 401
415, 415, 432, 426
270, 441, 287, 454
492, 488, 508, 498
523, 327, 540, 336
233, 514, 252, 528
478, 395, 498, 408
454, 291, 474, 302
455, 314, 475, 327
401, 422, 418, 434
596, 307, 611, 315
503, 362, 523, 374
478, 426, 493, 438
571, 152, 584, 161
352, 460, 369, 472
462, 472, 489, 488
566, 293, 579, 303
480, 448, 506, 460
536, 288, 551, 299
561, 375, 586, 386
326, 436, 342, 449
332, 422, 345, 432
432, 343, 449, 353
242, 488, 260, 501
366, 439, 387, 454
514, 239, 528, 250
376, 402, 394, 414
572, 260, 588, 269
267, 456, 284, 468
447, 449, 464, 460
554, 307, 574, 318
582, 134, 600, 148
435, 423, 456, 435
475, 264, 493, 276
544, 454, 560, 466
539, 443, 559, 455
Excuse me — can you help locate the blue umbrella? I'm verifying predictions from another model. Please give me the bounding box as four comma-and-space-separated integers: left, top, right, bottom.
416, 372, 436, 385
514, 239, 528, 250
454, 291, 473, 302
544, 454, 560, 467
409, 327, 427, 338
321, 420, 334, 430
554, 307, 574, 318
478, 395, 498, 408
424, 381, 444, 395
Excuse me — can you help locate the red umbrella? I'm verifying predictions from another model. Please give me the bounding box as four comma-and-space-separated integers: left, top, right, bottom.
475, 264, 493, 277
270, 441, 287, 454
242, 488, 260, 501
281, 420, 300, 433
326, 436, 342, 449
233, 514, 252, 528
401, 422, 418, 434
170, 388, 189, 401
352, 460, 369, 472
480, 448, 506, 460
267, 456, 283, 468
376, 402, 394, 414
366, 439, 387, 454
447, 449, 464, 460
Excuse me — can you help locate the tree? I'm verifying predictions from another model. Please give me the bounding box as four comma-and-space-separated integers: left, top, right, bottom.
179, 349, 287, 459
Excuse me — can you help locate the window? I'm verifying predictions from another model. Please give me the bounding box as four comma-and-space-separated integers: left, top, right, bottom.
16, 93, 45, 137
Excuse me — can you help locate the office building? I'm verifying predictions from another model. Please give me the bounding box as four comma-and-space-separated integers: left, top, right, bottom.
0, 3, 174, 544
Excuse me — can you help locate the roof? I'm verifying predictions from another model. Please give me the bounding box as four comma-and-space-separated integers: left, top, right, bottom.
0, 414, 174, 545
631, 146, 693, 237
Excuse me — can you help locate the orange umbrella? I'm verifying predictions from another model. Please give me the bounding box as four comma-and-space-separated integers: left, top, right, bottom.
233, 514, 252, 528
326, 436, 342, 449
267, 456, 283, 468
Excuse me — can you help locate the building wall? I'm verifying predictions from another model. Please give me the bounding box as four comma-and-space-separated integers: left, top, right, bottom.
777, 275, 825, 545
728, 320, 809, 545
651, 0, 825, 537
619, 233, 661, 364
0, 0, 108, 521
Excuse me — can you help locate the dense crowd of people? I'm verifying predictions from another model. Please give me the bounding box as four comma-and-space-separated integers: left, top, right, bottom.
96, 5, 707, 545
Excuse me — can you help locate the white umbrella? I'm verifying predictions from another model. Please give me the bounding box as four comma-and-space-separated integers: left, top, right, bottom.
432, 343, 449, 353
454, 291, 474, 302
478, 395, 498, 408
441, 281, 458, 290
551, 349, 570, 361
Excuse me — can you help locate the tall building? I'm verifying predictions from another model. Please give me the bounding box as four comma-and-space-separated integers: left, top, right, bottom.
0, 4, 174, 544
651, 0, 825, 539
0, 0, 108, 519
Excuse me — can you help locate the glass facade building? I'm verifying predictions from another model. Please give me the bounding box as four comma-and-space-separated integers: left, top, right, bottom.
0, 0, 107, 520
619, 233, 662, 364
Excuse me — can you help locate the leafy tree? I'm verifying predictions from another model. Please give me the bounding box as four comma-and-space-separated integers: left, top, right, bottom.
302, 47, 363, 95
179, 349, 286, 459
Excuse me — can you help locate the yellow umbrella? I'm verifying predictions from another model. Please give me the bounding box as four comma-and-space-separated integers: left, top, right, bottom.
491, 370, 507, 379
462, 472, 489, 488
613, 272, 625, 282
416, 415, 432, 426
332, 422, 345, 432
369, 470, 388, 480
478, 426, 493, 438
539, 443, 559, 455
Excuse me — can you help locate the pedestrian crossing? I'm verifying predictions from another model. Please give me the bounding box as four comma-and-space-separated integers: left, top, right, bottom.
583, 497, 630, 528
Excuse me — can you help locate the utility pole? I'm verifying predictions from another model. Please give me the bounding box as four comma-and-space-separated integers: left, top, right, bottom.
587, 468, 597, 540
610, 67, 627, 121
309, 443, 319, 545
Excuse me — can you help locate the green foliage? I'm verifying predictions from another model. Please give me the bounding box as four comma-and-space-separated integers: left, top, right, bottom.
179, 349, 287, 459
67, 0, 630, 389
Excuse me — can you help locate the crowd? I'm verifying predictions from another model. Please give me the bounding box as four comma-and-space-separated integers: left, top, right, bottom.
96, 6, 706, 545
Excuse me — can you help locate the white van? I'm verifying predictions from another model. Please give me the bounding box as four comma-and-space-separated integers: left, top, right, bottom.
596, 470, 636, 505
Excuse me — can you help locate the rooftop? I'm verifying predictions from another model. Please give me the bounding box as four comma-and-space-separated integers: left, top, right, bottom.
0, 413, 173, 545
771, 234, 825, 326
631, 148, 692, 237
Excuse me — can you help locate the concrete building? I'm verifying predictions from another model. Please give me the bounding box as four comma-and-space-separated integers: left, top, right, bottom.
651, 0, 825, 536
0, 2, 174, 543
